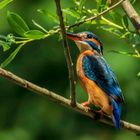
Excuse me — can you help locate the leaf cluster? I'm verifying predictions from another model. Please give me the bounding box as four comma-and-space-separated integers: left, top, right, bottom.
0, 0, 139, 74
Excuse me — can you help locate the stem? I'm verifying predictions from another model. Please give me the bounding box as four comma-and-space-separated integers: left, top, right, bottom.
55, 0, 76, 106
0, 67, 140, 134
15, 39, 33, 44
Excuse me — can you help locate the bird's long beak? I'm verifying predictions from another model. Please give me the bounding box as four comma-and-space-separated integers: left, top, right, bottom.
66, 32, 81, 41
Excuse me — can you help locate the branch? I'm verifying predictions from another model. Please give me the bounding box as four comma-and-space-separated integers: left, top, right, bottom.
55, 0, 76, 106
121, 0, 140, 34
0, 67, 140, 135
68, 0, 125, 29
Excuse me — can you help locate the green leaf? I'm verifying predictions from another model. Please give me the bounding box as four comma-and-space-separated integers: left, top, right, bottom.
7, 11, 29, 36
0, 0, 13, 10
120, 31, 130, 38
24, 30, 45, 39
0, 40, 10, 51
32, 20, 48, 33
101, 16, 123, 30
122, 15, 128, 29
37, 9, 59, 24
0, 44, 23, 68
62, 8, 79, 18
137, 72, 140, 77
3, 43, 10, 51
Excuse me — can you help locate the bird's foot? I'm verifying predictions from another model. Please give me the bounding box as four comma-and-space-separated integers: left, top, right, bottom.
84, 106, 91, 112
81, 101, 90, 112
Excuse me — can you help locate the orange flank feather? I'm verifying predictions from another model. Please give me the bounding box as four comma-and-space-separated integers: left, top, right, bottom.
76, 50, 112, 115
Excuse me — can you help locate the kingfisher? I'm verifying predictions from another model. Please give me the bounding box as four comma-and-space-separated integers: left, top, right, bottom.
66, 31, 124, 128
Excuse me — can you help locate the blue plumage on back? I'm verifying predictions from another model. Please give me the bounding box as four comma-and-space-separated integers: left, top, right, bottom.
82, 55, 124, 102
82, 54, 124, 128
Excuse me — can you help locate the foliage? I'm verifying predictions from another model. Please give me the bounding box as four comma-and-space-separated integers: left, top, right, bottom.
0, 0, 139, 70
0, 0, 140, 140
0, 0, 13, 10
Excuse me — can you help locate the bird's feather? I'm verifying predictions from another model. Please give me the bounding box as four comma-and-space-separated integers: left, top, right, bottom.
111, 98, 122, 128
82, 54, 123, 128
82, 54, 124, 103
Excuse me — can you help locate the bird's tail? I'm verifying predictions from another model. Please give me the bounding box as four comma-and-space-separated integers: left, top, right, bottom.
111, 99, 122, 129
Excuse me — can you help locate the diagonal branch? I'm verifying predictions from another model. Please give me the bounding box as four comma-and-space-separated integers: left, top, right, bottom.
68, 0, 125, 29
55, 0, 76, 106
121, 0, 140, 35
0, 67, 140, 135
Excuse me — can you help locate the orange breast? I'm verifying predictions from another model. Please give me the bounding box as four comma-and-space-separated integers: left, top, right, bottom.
76, 51, 112, 115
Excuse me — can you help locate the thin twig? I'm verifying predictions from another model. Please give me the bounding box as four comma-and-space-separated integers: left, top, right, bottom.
68, 0, 125, 29
55, 0, 76, 106
121, 0, 140, 35
0, 67, 140, 135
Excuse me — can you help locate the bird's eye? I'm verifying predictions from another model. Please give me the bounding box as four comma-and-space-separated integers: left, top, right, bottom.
87, 34, 93, 38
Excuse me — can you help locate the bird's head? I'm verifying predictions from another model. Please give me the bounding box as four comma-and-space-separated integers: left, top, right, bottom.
66, 31, 103, 54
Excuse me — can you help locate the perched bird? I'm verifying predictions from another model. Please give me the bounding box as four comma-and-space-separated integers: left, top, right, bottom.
66, 31, 124, 128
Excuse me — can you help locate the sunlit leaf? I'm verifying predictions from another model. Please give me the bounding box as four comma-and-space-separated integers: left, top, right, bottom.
0, 40, 10, 51
120, 31, 130, 38
7, 11, 29, 36
137, 72, 140, 77
0, 0, 13, 10
24, 30, 45, 39
0, 44, 23, 68
32, 20, 48, 33
73, 0, 80, 6
101, 16, 123, 29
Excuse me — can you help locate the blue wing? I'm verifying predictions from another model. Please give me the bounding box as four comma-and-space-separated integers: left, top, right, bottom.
82, 54, 124, 128
82, 54, 124, 103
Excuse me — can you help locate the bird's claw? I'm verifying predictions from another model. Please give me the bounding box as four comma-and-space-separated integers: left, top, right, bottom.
81, 102, 90, 112
84, 106, 90, 112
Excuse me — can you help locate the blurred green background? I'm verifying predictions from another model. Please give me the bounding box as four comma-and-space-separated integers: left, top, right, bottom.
0, 0, 140, 140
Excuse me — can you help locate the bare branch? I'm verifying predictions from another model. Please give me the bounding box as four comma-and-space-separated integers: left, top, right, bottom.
55, 0, 76, 106
121, 0, 140, 35
68, 0, 125, 29
0, 68, 140, 134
